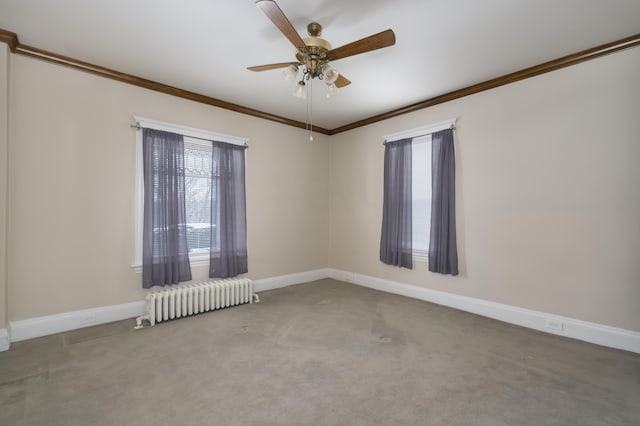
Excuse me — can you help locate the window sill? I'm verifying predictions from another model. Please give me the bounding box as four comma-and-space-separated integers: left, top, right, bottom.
131, 254, 210, 274
412, 250, 429, 263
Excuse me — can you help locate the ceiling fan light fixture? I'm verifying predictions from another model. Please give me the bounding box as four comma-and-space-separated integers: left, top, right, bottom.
293, 80, 307, 99
321, 63, 339, 85
250, 0, 396, 139
325, 83, 338, 98
282, 64, 299, 82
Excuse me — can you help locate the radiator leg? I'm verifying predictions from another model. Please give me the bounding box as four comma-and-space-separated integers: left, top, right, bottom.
134, 315, 150, 330
252, 293, 260, 304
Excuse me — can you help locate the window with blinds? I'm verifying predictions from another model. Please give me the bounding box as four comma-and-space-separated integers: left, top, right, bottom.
183, 138, 215, 255
133, 116, 249, 271
411, 135, 432, 259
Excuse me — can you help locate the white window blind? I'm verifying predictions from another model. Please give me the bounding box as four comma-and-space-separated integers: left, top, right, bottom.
412, 135, 432, 258
184, 138, 214, 255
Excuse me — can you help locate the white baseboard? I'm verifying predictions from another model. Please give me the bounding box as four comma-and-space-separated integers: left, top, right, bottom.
3, 269, 330, 347
5, 268, 638, 354
0, 328, 9, 351
253, 268, 331, 292
327, 269, 640, 354
9, 301, 145, 344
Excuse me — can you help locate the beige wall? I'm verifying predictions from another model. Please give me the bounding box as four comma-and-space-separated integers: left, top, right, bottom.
329, 47, 640, 332
7, 55, 329, 321
0, 44, 8, 329
5, 43, 640, 333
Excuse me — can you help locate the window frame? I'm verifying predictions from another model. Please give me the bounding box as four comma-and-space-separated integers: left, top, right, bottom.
383, 118, 456, 263
131, 116, 248, 272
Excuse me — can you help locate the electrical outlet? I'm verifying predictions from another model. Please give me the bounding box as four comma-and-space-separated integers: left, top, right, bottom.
545, 319, 564, 331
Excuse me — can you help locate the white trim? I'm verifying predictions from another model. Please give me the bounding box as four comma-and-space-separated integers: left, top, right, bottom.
9, 301, 145, 343
6, 268, 639, 354
253, 268, 331, 292
383, 118, 457, 143
132, 267, 330, 286
0, 328, 10, 351
326, 269, 640, 354
6, 269, 329, 343
133, 116, 248, 146
132, 254, 209, 274
133, 125, 144, 267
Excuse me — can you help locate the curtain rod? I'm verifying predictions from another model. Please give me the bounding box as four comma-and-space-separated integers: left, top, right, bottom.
382, 123, 455, 145
383, 118, 456, 145
131, 122, 248, 148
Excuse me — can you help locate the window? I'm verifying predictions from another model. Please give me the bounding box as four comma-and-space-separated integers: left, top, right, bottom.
184, 139, 214, 255
382, 118, 456, 263
411, 135, 432, 260
132, 117, 247, 271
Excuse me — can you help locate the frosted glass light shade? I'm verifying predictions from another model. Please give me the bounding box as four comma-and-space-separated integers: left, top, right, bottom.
321, 64, 339, 85
293, 80, 306, 99
325, 83, 338, 98
282, 64, 299, 82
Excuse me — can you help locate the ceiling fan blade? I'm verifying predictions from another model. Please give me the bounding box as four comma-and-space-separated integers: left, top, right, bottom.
247, 62, 298, 72
325, 29, 396, 61
255, 0, 306, 50
335, 74, 351, 88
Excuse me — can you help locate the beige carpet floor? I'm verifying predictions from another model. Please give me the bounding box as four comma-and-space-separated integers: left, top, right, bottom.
1, 279, 639, 425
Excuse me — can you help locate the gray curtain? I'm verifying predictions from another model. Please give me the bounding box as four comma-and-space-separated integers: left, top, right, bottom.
142, 128, 192, 288
380, 138, 413, 269
429, 129, 458, 275
210, 142, 248, 278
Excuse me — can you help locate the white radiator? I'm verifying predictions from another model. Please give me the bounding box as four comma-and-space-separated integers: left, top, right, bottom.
135, 278, 259, 328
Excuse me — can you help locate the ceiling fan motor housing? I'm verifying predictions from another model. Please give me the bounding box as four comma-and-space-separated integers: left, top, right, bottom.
296, 22, 332, 77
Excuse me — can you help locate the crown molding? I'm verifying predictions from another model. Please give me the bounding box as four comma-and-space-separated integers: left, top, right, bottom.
0, 29, 330, 135
0, 28, 18, 51
329, 32, 640, 134
1, 28, 638, 135
15, 42, 331, 134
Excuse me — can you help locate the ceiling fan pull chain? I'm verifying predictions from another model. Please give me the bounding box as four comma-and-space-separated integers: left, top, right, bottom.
308, 79, 314, 142
305, 78, 309, 134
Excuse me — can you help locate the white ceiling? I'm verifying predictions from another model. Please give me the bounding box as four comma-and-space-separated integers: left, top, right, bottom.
1, 0, 639, 130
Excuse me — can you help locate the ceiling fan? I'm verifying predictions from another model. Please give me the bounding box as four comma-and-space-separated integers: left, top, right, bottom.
248, 0, 396, 98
